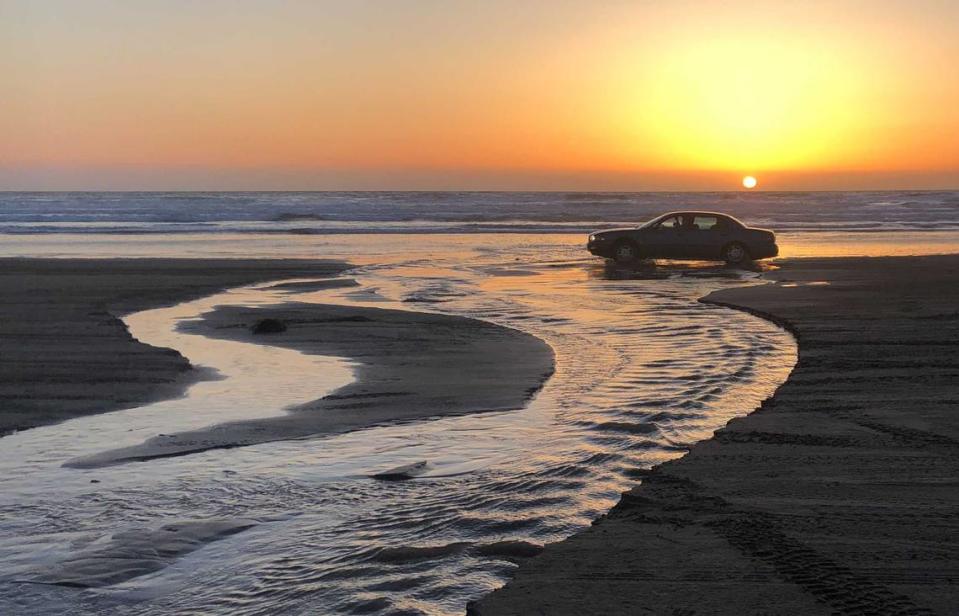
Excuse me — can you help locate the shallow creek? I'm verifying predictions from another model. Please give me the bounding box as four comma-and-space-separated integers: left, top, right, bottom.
0, 237, 796, 615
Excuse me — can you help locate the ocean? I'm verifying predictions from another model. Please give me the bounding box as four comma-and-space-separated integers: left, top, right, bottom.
1, 190, 958, 235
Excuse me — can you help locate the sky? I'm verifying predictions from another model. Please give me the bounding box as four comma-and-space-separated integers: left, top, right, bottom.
2, 0, 958, 191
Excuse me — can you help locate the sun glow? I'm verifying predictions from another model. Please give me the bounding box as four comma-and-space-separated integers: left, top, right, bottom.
624, 30, 875, 175
742, 176, 758, 189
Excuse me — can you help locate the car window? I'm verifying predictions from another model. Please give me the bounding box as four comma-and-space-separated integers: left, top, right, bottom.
655, 215, 682, 229
692, 215, 720, 230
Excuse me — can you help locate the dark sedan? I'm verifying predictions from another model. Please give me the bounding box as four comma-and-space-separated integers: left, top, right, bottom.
587, 211, 778, 265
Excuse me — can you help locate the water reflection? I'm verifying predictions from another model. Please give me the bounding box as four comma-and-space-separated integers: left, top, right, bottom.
597, 258, 774, 280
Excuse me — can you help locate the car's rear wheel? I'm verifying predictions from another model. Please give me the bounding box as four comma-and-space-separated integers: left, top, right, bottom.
722, 242, 749, 265
613, 240, 640, 264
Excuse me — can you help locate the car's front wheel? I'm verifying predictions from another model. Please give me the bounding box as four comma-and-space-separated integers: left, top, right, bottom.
722, 242, 749, 265
613, 240, 640, 264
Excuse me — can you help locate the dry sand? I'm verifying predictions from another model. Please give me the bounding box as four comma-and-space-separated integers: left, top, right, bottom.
66, 300, 554, 468
0, 258, 347, 435
471, 254, 959, 616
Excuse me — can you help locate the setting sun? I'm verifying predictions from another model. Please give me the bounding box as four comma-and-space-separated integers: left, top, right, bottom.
742, 176, 758, 189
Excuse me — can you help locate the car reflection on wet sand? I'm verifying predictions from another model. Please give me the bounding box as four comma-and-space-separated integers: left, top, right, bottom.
597, 258, 774, 281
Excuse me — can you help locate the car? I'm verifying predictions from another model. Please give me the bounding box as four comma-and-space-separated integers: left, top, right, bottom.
587, 211, 778, 265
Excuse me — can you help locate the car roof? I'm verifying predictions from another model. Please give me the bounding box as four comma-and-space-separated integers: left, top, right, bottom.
656, 211, 745, 225
659, 211, 731, 218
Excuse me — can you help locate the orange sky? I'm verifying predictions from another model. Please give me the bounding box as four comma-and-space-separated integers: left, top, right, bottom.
2, 0, 958, 190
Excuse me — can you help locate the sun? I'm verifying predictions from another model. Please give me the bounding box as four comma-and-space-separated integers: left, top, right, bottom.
742, 175, 758, 189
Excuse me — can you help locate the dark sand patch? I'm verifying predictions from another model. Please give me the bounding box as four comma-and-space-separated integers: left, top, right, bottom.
66, 302, 554, 468
471, 254, 959, 616
371, 540, 544, 565
373, 543, 471, 564
370, 460, 431, 481
474, 540, 544, 559
0, 259, 347, 436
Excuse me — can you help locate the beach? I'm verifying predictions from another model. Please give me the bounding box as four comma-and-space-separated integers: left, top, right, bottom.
0, 239, 798, 614
0, 257, 554, 453
65, 297, 555, 469
472, 254, 959, 615
0, 258, 349, 436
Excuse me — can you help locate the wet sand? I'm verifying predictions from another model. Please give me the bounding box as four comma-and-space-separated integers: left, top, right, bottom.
472, 254, 959, 616
66, 301, 554, 468
0, 258, 348, 436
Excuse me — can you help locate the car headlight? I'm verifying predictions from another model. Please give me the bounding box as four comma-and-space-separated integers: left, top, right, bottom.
589, 235, 596, 242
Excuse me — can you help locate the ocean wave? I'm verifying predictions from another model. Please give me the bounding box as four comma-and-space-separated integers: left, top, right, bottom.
1, 190, 957, 234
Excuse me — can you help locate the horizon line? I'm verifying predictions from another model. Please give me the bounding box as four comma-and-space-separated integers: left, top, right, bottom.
2, 188, 957, 194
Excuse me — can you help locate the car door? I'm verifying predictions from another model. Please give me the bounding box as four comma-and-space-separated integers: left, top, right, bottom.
688, 215, 724, 259
644, 215, 684, 257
